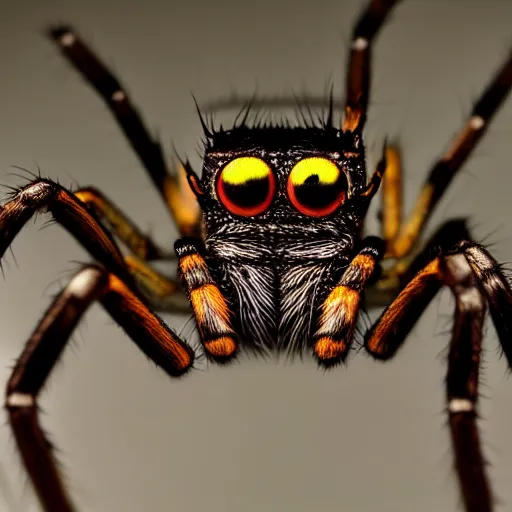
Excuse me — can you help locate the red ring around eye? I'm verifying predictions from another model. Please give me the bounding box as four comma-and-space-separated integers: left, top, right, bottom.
216, 157, 276, 217
287, 157, 347, 217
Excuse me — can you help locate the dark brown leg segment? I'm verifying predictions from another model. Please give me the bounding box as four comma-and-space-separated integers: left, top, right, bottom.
0, 179, 130, 283
1, 178, 190, 313
48, 27, 201, 237
389, 50, 512, 259
443, 252, 490, 512
343, 0, 400, 132
365, 239, 512, 512
5, 265, 194, 512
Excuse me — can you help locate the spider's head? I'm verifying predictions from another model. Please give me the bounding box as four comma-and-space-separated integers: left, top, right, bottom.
180, 104, 375, 263
185, 117, 376, 262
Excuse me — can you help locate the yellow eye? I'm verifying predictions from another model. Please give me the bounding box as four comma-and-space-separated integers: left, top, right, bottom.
287, 157, 347, 217
216, 157, 276, 216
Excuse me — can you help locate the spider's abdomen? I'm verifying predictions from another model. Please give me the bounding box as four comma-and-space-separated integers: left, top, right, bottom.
206, 221, 355, 355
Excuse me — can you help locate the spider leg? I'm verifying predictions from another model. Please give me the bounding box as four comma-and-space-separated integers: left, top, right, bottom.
5, 265, 194, 512
369, 218, 470, 305
365, 237, 512, 512
73, 187, 190, 310
48, 27, 201, 238
461, 243, 512, 367
312, 236, 385, 366
380, 145, 402, 246
175, 238, 239, 362
121, 252, 181, 305
0, 178, 188, 312
387, 49, 512, 259
1, 179, 128, 281
74, 187, 172, 261
124, 253, 190, 313
443, 251, 490, 512
343, 0, 400, 133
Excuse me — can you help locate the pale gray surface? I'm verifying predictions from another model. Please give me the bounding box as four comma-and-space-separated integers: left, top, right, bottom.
1, 1, 512, 511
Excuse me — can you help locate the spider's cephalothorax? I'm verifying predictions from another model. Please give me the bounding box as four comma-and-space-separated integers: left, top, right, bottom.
187, 124, 372, 356
2, 1, 512, 512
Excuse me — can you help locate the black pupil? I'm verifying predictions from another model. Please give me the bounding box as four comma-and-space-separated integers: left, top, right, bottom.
294, 171, 347, 210
223, 176, 270, 208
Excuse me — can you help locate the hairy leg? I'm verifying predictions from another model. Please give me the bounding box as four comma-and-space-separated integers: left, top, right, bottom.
365, 237, 512, 512
49, 27, 201, 237
5, 265, 194, 512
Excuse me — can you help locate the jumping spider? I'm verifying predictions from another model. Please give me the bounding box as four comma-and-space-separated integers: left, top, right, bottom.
1, 1, 512, 511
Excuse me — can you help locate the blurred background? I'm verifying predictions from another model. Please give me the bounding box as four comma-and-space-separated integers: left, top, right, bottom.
1, 0, 512, 511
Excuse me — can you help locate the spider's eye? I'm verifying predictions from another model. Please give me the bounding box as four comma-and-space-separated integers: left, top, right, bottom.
287, 157, 347, 217
216, 157, 276, 216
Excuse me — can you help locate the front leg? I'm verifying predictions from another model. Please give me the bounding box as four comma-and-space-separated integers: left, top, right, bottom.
175, 237, 239, 362
313, 236, 385, 366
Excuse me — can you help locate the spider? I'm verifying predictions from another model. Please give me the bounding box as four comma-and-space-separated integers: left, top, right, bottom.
1, 0, 512, 511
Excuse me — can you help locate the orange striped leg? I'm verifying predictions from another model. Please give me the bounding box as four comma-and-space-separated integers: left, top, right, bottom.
365, 258, 443, 358
175, 238, 238, 362
313, 237, 385, 366
5, 265, 194, 512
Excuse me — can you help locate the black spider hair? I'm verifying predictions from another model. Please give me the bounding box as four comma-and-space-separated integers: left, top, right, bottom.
193, 88, 341, 152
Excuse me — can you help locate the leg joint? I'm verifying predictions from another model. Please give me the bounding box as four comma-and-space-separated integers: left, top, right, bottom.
5, 392, 35, 409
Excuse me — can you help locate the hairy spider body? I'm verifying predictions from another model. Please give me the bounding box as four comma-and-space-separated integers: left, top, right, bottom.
197, 127, 368, 357
2, 0, 512, 511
